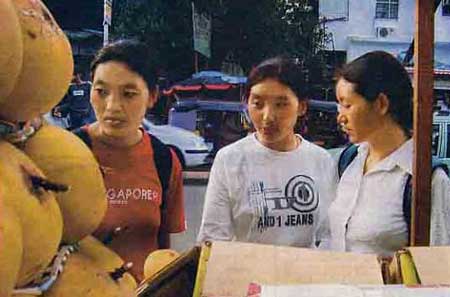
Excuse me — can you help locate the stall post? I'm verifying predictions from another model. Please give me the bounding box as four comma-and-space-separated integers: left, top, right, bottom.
411, 0, 435, 246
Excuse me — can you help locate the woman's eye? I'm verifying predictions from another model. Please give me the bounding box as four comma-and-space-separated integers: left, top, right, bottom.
124, 91, 138, 98
95, 88, 108, 96
338, 103, 350, 110
250, 101, 263, 108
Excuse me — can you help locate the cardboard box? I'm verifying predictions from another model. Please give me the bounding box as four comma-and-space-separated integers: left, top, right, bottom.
195, 241, 383, 297
137, 241, 385, 297
405, 246, 450, 285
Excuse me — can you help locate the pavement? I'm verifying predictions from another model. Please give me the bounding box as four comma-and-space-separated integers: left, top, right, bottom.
171, 175, 208, 252
182, 170, 210, 184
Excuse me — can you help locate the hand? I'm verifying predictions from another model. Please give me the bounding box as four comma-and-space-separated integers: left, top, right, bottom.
52, 107, 63, 118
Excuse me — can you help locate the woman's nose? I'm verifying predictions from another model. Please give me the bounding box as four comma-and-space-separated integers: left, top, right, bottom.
105, 94, 122, 111
336, 112, 346, 125
262, 106, 275, 123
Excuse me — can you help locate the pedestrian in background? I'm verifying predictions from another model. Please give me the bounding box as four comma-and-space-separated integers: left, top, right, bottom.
52, 72, 95, 129
197, 57, 337, 248
329, 51, 450, 256
74, 39, 185, 282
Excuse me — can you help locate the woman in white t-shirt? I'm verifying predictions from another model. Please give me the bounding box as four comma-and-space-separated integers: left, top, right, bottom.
329, 51, 450, 256
197, 57, 337, 248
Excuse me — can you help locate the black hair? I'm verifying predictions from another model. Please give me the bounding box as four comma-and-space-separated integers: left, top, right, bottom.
90, 39, 158, 91
336, 50, 413, 132
245, 57, 308, 101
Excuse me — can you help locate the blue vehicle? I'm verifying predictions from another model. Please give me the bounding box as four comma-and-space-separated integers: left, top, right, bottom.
168, 98, 249, 154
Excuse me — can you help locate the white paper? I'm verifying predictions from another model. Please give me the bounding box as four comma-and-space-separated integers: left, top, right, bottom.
252, 284, 450, 297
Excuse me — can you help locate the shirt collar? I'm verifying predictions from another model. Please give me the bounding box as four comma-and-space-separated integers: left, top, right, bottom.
358, 139, 412, 174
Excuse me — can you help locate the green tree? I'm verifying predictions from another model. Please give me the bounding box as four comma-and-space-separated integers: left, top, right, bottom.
112, 0, 196, 81
112, 0, 329, 87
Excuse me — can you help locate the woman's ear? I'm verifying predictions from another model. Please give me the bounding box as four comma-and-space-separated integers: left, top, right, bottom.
375, 93, 390, 115
147, 86, 159, 108
297, 100, 308, 117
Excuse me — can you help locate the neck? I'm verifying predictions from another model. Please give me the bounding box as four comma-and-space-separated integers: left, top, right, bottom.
366, 122, 408, 162
92, 123, 143, 148
258, 132, 299, 152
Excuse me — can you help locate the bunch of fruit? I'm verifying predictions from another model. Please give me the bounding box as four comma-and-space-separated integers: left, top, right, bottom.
0, 1, 136, 296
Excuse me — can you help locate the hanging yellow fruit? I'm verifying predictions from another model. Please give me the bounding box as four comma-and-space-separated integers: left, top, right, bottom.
0, 0, 23, 101
0, 141, 63, 287
0, 0, 73, 121
43, 253, 136, 297
0, 203, 23, 297
22, 125, 106, 244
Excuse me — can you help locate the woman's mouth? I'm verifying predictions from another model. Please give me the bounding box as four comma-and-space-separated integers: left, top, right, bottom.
104, 118, 125, 127
261, 126, 277, 135
340, 124, 350, 134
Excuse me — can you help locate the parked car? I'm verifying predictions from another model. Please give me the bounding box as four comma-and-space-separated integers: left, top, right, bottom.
142, 119, 212, 169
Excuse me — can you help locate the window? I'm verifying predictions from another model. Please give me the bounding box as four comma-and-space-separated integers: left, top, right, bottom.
320, 0, 349, 20
447, 125, 450, 158
375, 0, 399, 19
432, 124, 440, 156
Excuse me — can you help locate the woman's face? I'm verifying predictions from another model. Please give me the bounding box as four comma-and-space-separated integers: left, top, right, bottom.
336, 78, 383, 143
90, 61, 156, 140
248, 78, 306, 151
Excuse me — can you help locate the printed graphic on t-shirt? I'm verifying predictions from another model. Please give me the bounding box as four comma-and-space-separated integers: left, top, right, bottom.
100, 164, 162, 206
248, 175, 318, 232
106, 187, 159, 205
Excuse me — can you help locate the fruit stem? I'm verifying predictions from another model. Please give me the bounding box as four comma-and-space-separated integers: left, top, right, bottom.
30, 175, 69, 192
110, 262, 133, 281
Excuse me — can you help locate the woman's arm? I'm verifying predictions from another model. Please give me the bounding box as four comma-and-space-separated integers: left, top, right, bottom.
316, 154, 339, 249
158, 149, 186, 249
197, 150, 234, 243
430, 168, 450, 245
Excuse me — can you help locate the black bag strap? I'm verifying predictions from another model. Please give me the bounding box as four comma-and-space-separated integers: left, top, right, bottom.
72, 128, 173, 206
403, 160, 449, 245
337, 144, 359, 178
403, 174, 413, 245
148, 134, 173, 208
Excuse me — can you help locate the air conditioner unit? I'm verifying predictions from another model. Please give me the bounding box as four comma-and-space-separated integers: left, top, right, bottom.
376, 27, 395, 38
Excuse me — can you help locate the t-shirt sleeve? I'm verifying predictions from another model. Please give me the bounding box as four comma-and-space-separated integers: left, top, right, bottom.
197, 150, 234, 243
430, 168, 450, 245
160, 149, 186, 233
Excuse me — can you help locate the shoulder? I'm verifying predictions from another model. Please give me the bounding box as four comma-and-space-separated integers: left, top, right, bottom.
215, 134, 253, 159
432, 166, 450, 184
301, 139, 334, 163
147, 132, 166, 147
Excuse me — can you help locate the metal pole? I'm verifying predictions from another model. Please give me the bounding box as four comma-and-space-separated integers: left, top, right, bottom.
103, 0, 112, 46
192, 2, 198, 73
103, 24, 109, 46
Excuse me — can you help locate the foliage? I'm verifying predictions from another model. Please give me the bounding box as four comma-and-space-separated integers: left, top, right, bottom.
111, 0, 329, 87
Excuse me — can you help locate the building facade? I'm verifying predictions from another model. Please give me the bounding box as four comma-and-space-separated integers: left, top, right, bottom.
320, 0, 450, 100
320, 0, 450, 62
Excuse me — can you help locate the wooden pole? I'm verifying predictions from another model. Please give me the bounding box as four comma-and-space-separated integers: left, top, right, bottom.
410, 0, 435, 246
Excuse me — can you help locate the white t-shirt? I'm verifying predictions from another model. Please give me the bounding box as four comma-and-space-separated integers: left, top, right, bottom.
329, 139, 450, 256
197, 133, 338, 248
